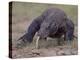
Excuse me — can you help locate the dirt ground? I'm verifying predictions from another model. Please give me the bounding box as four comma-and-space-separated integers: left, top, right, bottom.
10, 2, 78, 58
12, 29, 78, 59
12, 45, 78, 58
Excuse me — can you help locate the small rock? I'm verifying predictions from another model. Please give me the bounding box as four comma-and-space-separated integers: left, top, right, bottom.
64, 50, 71, 55
28, 53, 32, 55
71, 49, 78, 55
61, 48, 74, 55
71, 51, 78, 55
47, 50, 57, 56
31, 49, 40, 55
16, 55, 22, 58
57, 50, 65, 55
54, 48, 60, 51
